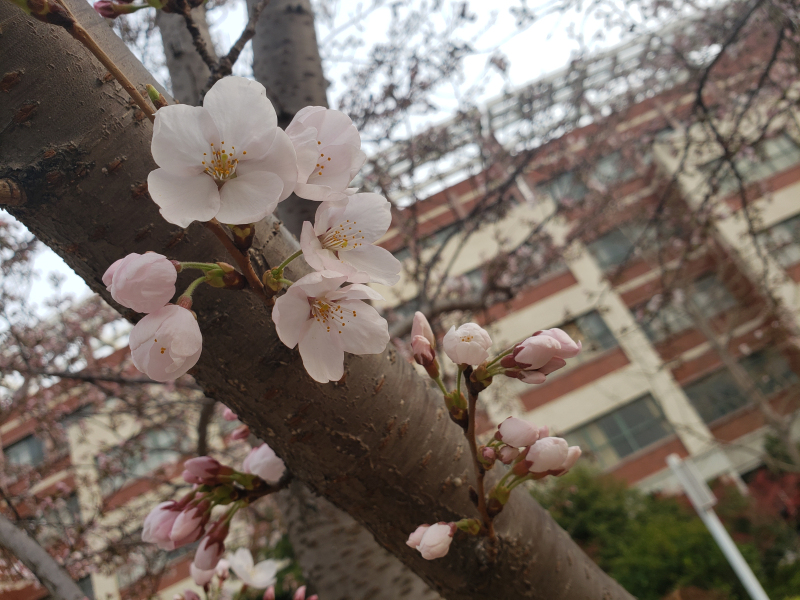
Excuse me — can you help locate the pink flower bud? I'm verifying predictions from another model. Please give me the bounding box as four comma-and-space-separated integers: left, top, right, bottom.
184, 456, 234, 482
538, 328, 582, 358
142, 501, 181, 550
416, 522, 454, 560
498, 446, 520, 464
129, 305, 202, 382
223, 408, 238, 421
406, 524, 429, 548
263, 587, 276, 600
412, 312, 435, 347
102, 252, 177, 313
190, 562, 214, 586
183, 591, 201, 600
496, 417, 540, 447
513, 335, 561, 369
555, 446, 582, 476
518, 370, 546, 384
294, 586, 307, 600
442, 323, 492, 365
537, 425, 550, 439
526, 437, 569, 473
231, 425, 250, 440
242, 443, 286, 484
171, 500, 210, 542
480, 446, 496, 467
93, 0, 117, 18
215, 558, 230, 578
194, 523, 228, 570
411, 335, 435, 366
182, 470, 205, 485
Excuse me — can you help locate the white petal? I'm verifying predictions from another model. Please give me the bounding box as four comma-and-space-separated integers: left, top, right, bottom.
302, 108, 360, 147
335, 300, 389, 355
306, 144, 363, 191
237, 129, 298, 202
337, 193, 391, 242
313, 198, 348, 235
341, 245, 401, 286
203, 77, 277, 160
147, 169, 220, 227
273, 286, 313, 349
216, 171, 283, 225
300, 221, 327, 272
293, 271, 349, 298
289, 126, 320, 182
151, 105, 219, 174
327, 283, 384, 302
294, 181, 334, 201
298, 323, 345, 383
285, 106, 326, 137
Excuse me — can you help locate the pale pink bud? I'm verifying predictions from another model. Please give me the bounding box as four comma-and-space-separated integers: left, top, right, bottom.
416, 523, 454, 560
129, 305, 202, 382
481, 446, 496, 467
513, 335, 561, 369
538, 328, 582, 358
496, 417, 540, 447
526, 437, 569, 473
242, 443, 286, 484
518, 370, 546, 384
308, 596, 319, 600
215, 558, 230, 578
555, 446, 582, 476
412, 312, 435, 347
223, 408, 238, 421
182, 470, 205, 485
537, 425, 550, 439
93, 0, 117, 18
183, 592, 201, 600
194, 531, 226, 570
294, 586, 307, 600
184, 457, 234, 482
442, 323, 492, 365
411, 335, 435, 366
170, 500, 210, 542
406, 524, 429, 549
231, 425, 250, 440
263, 587, 276, 600
538, 356, 567, 375
190, 562, 214, 586
498, 446, 520, 464
103, 253, 177, 313
142, 501, 180, 550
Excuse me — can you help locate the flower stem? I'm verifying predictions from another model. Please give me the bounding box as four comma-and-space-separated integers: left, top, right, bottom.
278, 278, 294, 287
464, 371, 496, 545
275, 249, 303, 272
180, 261, 218, 272
486, 345, 515, 368
456, 366, 464, 400
182, 275, 207, 299
204, 219, 272, 305
433, 375, 448, 395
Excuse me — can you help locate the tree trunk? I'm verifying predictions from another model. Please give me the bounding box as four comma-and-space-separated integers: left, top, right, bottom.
0, 3, 634, 598
0, 513, 86, 600
247, 0, 327, 234
156, 6, 216, 105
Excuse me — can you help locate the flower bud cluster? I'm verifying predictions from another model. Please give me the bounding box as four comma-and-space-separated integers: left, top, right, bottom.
500, 328, 582, 384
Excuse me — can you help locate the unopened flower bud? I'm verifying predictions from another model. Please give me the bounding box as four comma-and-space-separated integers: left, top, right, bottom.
412, 312, 436, 348
223, 408, 238, 421
496, 416, 540, 447
443, 323, 492, 365
406, 524, 429, 549
183, 456, 234, 483
194, 521, 229, 570
171, 500, 210, 542
230, 424, 250, 440
480, 445, 496, 468
415, 522, 455, 560
190, 562, 214, 586
498, 445, 520, 464
538, 328, 582, 358
263, 587, 276, 600
183, 591, 201, 600
526, 437, 569, 473
555, 446, 582, 476
242, 443, 286, 484
146, 85, 169, 110
294, 586, 308, 600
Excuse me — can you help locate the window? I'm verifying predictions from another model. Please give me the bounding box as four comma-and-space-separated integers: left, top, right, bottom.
560, 311, 618, 354
38, 493, 82, 544
757, 213, 800, 268
586, 223, 647, 272
564, 395, 673, 469
3, 434, 45, 467
684, 348, 798, 423
97, 428, 185, 496
637, 274, 737, 342
540, 170, 588, 206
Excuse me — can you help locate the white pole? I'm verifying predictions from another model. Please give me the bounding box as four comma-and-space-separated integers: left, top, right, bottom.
666, 454, 770, 600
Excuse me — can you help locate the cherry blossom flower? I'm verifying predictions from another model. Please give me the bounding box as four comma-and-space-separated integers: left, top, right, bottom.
242, 443, 286, 484
442, 323, 492, 365
190, 562, 215, 587
103, 252, 176, 313
286, 107, 366, 200
228, 548, 286, 589
300, 193, 401, 285
129, 305, 202, 382
273, 271, 390, 383
411, 523, 455, 560
148, 76, 297, 227
495, 417, 540, 447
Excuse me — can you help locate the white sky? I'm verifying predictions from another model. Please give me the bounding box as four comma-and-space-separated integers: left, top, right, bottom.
8, 0, 619, 308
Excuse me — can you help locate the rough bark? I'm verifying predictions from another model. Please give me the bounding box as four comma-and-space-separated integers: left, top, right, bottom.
0, 513, 86, 600
0, 3, 635, 599
276, 483, 442, 600
155, 6, 216, 105
247, 0, 327, 234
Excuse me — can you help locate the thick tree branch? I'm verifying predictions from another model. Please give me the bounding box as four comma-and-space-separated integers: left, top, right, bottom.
0, 3, 635, 598
0, 513, 87, 600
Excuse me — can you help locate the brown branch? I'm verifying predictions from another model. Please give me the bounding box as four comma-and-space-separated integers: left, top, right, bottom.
463, 367, 495, 544
179, 0, 217, 72
20, 369, 203, 389
205, 0, 272, 91
0, 512, 87, 600
196, 397, 216, 455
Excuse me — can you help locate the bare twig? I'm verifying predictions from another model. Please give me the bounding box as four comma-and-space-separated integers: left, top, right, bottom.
463, 367, 495, 545
179, 0, 217, 71
204, 219, 272, 304
196, 397, 216, 455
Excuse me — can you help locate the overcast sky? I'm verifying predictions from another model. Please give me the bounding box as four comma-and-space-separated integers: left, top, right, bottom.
11, 0, 617, 309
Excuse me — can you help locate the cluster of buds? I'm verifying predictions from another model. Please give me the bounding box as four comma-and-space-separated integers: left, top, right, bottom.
142, 444, 287, 575
499, 329, 582, 384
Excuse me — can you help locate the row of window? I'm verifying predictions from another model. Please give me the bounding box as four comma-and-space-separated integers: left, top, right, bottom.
565, 347, 798, 469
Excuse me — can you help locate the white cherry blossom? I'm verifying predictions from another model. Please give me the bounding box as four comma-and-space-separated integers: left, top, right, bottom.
272, 271, 390, 383
148, 76, 297, 227
300, 193, 401, 285
103, 252, 176, 313
129, 305, 202, 382
442, 323, 492, 365
286, 107, 366, 200
228, 548, 286, 589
